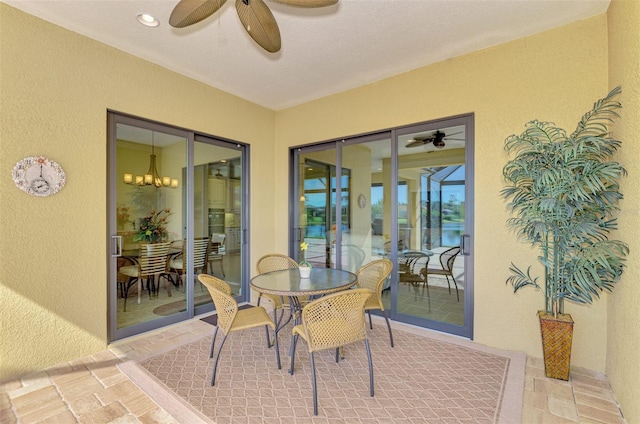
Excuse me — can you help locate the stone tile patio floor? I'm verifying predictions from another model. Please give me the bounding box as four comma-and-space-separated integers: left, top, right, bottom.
0, 317, 626, 423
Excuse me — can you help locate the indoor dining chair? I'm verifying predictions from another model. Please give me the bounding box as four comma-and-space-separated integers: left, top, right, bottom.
289, 288, 374, 416
207, 233, 226, 277
167, 237, 209, 291
119, 242, 172, 311
198, 274, 281, 386
355, 259, 394, 347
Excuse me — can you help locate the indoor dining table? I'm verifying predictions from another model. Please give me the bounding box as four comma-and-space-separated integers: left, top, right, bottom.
250, 267, 358, 332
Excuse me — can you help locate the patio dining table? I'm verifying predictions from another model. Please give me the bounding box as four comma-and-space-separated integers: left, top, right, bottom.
250, 267, 358, 331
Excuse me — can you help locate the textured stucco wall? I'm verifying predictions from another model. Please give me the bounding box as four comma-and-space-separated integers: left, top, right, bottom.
1, 6, 638, 420
0, 3, 275, 380
606, 0, 640, 422
275, 16, 612, 372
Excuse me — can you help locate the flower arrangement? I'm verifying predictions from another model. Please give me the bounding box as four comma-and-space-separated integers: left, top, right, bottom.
299, 242, 311, 268
133, 209, 171, 243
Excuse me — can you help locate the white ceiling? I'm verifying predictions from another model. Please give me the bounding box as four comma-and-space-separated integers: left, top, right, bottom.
5, 0, 609, 110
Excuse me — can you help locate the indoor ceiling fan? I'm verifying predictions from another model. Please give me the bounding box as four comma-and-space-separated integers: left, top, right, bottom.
169, 0, 338, 53
405, 130, 464, 149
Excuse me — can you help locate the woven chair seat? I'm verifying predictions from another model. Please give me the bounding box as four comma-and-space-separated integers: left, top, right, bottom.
231, 306, 275, 332
198, 274, 281, 386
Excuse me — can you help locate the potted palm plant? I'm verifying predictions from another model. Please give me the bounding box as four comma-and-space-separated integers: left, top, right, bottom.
501, 86, 628, 380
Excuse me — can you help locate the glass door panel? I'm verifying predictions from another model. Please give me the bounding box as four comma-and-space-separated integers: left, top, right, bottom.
341, 136, 392, 273
296, 148, 338, 268
397, 122, 468, 330
290, 116, 473, 338
110, 114, 249, 342
193, 138, 245, 303
114, 123, 187, 333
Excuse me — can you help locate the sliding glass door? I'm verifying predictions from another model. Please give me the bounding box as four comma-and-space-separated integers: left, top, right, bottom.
291, 114, 474, 338
108, 113, 248, 341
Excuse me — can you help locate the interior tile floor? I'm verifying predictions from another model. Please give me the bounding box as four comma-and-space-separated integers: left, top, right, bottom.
1, 315, 626, 423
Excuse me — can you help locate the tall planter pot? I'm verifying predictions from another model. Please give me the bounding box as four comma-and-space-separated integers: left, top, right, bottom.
538, 311, 574, 381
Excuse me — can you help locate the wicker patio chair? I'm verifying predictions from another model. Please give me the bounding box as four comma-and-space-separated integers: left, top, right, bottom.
424, 246, 461, 301
255, 253, 301, 345
355, 259, 395, 347
197, 274, 281, 386
289, 288, 374, 416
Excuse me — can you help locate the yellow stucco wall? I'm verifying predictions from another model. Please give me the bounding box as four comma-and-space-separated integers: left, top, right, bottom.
1, 4, 638, 418
0, 4, 275, 380
606, 1, 640, 422
275, 15, 612, 371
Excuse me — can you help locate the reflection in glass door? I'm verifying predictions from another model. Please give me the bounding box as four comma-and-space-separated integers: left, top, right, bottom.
109, 114, 248, 342
291, 114, 473, 338
113, 122, 188, 338
395, 121, 470, 333
194, 136, 245, 305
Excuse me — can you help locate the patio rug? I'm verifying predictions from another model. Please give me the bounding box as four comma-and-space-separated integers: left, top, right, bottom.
119, 320, 525, 423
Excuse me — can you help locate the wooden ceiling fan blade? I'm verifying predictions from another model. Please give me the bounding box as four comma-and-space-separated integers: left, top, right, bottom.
236, 0, 282, 53
268, 0, 338, 7
170, 0, 227, 28
406, 139, 429, 148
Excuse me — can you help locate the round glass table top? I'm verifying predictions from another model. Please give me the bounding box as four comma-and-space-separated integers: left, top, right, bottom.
250, 267, 357, 297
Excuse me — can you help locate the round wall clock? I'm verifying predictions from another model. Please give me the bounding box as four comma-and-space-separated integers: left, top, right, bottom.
12, 156, 66, 197
358, 193, 367, 209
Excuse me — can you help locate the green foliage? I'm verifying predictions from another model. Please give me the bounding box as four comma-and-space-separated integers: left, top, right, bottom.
501, 86, 628, 314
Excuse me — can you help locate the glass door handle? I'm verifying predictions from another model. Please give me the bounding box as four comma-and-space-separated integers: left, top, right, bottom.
112, 235, 122, 257
460, 234, 471, 256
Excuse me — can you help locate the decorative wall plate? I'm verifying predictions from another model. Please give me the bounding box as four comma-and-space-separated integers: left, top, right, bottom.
12, 156, 66, 197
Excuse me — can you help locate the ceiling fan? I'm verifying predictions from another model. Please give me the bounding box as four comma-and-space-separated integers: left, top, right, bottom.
169, 0, 338, 53
405, 130, 464, 149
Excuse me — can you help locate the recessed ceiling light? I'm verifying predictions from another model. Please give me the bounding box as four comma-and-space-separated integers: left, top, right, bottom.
137, 13, 159, 27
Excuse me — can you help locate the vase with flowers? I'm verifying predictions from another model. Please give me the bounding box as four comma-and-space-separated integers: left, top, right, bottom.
299, 241, 312, 278
133, 208, 171, 243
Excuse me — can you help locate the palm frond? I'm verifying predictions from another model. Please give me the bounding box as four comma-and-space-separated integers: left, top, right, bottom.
501, 86, 627, 314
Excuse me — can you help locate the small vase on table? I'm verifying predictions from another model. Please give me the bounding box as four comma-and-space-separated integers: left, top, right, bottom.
299, 263, 311, 279
299, 241, 312, 278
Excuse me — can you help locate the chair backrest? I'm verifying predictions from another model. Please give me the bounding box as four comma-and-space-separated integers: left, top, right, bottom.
198, 274, 236, 334
301, 288, 372, 353
256, 254, 298, 274
356, 259, 393, 296
209, 233, 226, 257
192, 237, 210, 269
138, 242, 171, 277
384, 239, 406, 255
176, 237, 210, 270
439, 246, 461, 272
198, 274, 231, 295
401, 250, 430, 273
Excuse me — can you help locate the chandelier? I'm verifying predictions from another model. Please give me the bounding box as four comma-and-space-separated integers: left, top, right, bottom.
123, 131, 178, 188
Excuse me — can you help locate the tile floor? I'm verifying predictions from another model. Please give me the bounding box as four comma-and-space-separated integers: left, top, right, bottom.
1, 316, 626, 423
